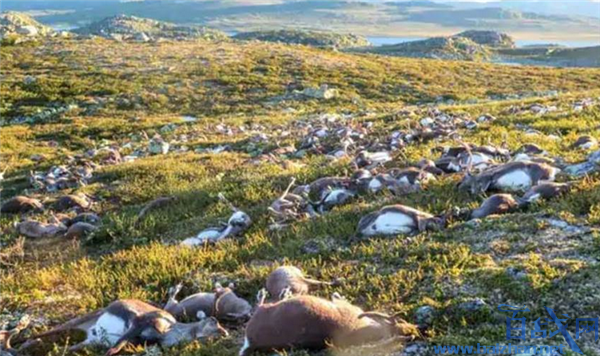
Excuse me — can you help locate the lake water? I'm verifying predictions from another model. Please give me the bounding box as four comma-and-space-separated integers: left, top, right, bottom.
366, 36, 600, 48
49, 23, 79, 31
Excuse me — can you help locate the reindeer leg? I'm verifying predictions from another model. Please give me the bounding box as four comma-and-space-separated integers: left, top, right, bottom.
278, 286, 293, 301
68, 338, 93, 352
256, 288, 268, 306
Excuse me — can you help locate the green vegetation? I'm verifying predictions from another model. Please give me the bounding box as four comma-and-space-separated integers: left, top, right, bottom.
1, 37, 600, 356
234, 29, 369, 49
74, 15, 228, 42
497, 45, 600, 68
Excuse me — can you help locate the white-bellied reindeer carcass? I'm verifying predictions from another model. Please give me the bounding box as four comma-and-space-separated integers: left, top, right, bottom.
29, 299, 228, 355
165, 283, 252, 323
357, 204, 445, 237
458, 161, 560, 195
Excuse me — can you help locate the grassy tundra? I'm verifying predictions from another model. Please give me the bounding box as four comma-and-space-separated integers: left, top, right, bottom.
1, 38, 600, 355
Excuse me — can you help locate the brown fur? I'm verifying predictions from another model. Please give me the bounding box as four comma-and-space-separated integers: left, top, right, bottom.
54, 194, 91, 212
135, 196, 176, 225
16, 220, 66, 239
242, 295, 417, 355
1, 196, 43, 214
65, 222, 97, 239
266, 266, 331, 299
470, 194, 520, 219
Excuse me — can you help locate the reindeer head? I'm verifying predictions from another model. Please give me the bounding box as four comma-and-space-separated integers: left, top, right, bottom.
191, 317, 229, 339
359, 312, 421, 340
213, 286, 252, 322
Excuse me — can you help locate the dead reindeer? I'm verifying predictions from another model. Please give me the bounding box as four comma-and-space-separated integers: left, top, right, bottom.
390, 167, 436, 191
0, 315, 30, 355
165, 283, 252, 323
65, 222, 98, 240
165, 283, 216, 320
357, 205, 445, 237
360, 173, 400, 194
29, 299, 228, 355
571, 135, 598, 150
68, 212, 101, 226
458, 161, 560, 195
181, 194, 251, 246
135, 196, 177, 226
416, 159, 445, 176
469, 194, 522, 220
315, 187, 356, 213
266, 266, 332, 300
16, 219, 67, 239
239, 295, 419, 356
268, 178, 314, 225
213, 284, 253, 322
53, 194, 92, 212
1, 196, 44, 214
354, 150, 392, 170
520, 182, 573, 204
308, 177, 352, 202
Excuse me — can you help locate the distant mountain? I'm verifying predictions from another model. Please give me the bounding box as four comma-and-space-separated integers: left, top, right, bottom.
446, 1, 600, 19
1, 0, 598, 42
384, 1, 453, 9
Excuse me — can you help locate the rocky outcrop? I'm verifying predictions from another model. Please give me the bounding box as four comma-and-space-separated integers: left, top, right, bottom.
361, 36, 491, 61
455, 30, 515, 48
74, 15, 228, 42
0, 12, 54, 40
234, 30, 370, 49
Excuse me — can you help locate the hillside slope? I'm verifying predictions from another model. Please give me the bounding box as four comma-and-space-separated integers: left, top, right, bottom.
1, 38, 600, 356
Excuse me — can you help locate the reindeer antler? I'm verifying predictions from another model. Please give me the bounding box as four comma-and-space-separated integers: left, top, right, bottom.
218, 193, 239, 212
280, 178, 296, 200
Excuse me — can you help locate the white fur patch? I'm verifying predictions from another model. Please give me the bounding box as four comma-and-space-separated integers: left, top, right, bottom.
368, 178, 382, 192
548, 167, 560, 181
239, 337, 250, 356
448, 161, 461, 172
495, 170, 532, 191
398, 176, 410, 185
229, 211, 249, 224
580, 141, 596, 150
362, 212, 414, 236
368, 152, 392, 164
89, 312, 127, 346
525, 193, 541, 203
324, 189, 352, 204
512, 153, 531, 162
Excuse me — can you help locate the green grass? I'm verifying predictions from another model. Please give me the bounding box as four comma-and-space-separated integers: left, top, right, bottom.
1, 38, 600, 355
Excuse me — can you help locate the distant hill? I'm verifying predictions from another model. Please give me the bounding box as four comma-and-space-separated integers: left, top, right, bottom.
356, 35, 492, 61
497, 45, 600, 68
75, 14, 228, 41
234, 29, 370, 49
0, 11, 54, 39
448, 0, 600, 20
456, 30, 515, 48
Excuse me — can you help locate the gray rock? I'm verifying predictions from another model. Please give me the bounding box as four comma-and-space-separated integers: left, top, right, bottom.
588, 149, 600, 164
414, 305, 435, 325
564, 161, 597, 177
459, 298, 486, 311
